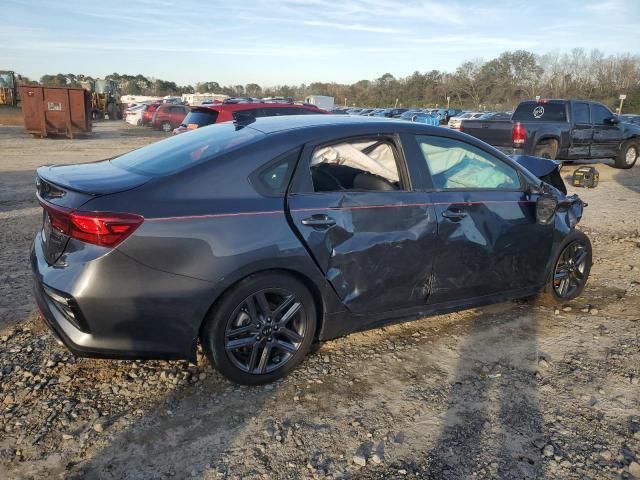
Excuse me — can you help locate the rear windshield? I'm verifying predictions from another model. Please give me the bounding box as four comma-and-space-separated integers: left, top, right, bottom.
110, 123, 264, 176
182, 109, 219, 127
512, 102, 567, 122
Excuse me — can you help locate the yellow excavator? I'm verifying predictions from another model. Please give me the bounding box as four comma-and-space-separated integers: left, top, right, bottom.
0, 71, 20, 106
81, 78, 122, 120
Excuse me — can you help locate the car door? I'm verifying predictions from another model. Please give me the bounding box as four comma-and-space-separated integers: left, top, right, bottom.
287, 133, 438, 314
591, 103, 623, 158
568, 102, 592, 158
406, 134, 554, 304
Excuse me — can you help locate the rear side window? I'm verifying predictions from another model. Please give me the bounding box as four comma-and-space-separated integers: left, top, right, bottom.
182, 109, 219, 127
250, 149, 301, 197
573, 103, 590, 124
512, 102, 567, 122
232, 108, 264, 120
309, 138, 403, 192
110, 123, 264, 176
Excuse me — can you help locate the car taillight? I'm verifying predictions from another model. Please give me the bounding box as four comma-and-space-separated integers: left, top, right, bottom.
459, 124, 464, 132
512, 122, 526, 146
40, 200, 143, 248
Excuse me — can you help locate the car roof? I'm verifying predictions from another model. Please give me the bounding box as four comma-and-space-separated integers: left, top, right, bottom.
194, 102, 321, 112
242, 114, 437, 135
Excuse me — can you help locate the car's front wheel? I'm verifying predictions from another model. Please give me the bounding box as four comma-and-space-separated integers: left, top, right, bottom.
201, 272, 317, 385
615, 140, 639, 169
538, 230, 592, 304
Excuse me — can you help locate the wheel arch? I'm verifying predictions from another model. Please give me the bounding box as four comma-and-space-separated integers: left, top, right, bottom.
196, 267, 328, 344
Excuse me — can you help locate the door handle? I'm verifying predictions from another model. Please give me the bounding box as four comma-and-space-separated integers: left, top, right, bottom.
442, 210, 468, 220
301, 214, 336, 228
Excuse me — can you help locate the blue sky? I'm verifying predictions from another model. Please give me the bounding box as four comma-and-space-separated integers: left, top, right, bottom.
2, 0, 639, 86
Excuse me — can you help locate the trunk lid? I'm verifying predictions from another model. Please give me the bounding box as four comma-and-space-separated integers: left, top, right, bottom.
36, 160, 150, 263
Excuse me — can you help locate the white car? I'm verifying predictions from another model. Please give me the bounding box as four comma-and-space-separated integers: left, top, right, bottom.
124, 104, 146, 126
448, 112, 484, 129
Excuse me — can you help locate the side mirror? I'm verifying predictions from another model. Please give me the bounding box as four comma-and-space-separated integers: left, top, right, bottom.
536, 195, 558, 225
607, 116, 619, 125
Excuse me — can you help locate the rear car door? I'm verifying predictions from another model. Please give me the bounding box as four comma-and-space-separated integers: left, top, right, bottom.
591, 103, 623, 158
287, 134, 438, 314
406, 134, 554, 304
568, 102, 592, 158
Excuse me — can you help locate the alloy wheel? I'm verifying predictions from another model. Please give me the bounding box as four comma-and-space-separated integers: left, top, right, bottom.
625, 145, 638, 166
224, 288, 307, 374
553, 240, 589, 298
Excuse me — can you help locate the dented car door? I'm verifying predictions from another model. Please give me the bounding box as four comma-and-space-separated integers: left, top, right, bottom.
286, 134, 438, 314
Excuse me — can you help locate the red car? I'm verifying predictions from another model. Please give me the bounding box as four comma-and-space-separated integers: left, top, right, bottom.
173, 102, 328, 134
141, 103, 161, 127
151, 104, 189, 132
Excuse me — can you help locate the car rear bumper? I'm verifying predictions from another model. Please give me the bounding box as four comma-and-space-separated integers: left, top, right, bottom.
30, 233, 214, 362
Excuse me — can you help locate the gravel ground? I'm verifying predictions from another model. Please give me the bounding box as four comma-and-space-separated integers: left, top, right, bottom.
0, 122, 639, 480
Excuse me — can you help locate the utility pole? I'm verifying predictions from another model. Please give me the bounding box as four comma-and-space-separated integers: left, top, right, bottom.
446, 96, 450, 109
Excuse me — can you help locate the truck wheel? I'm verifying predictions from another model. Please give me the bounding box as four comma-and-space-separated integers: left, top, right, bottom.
614, 140, 639, 169
534, 140, 558, 160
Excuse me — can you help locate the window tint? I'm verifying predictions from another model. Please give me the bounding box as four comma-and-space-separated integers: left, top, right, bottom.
250, 149, 300, 197
232, 108, 264, 120
182, 109, 218, 127
512, 102, 567, 122
573, 103, 590, 124
310, 138, 402, 192
110, 122, 264, 176
415, 135, 520, 190
591, 104, 613, 124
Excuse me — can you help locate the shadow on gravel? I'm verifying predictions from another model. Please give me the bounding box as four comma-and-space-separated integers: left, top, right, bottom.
66, 366, 274, 479
426, 308, 546, 479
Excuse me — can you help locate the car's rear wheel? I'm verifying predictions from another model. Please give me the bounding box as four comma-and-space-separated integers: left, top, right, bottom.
201, 272, 317, 385
537, 230, 591, 304
615, 140, 639, 169
160, 121, 172, 133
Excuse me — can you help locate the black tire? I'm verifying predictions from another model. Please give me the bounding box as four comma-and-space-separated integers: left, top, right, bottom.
536, 230, 592, 305
614, 140, 639, 169
107, 103, 117, 120
201, 272, 317, 385
160, 121, 172, 133
533, 140, 559, 160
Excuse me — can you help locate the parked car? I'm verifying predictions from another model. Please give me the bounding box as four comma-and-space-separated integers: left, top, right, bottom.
460, 99, 640, 169
152, 104, 189, 132
399, 110, 424, 121
124, 104, 146, 126
448, 111, 484, 129
409, 112, 440, 126
32, 115, 590, 384
173, 102, 327, 134
141, 103, 161, 126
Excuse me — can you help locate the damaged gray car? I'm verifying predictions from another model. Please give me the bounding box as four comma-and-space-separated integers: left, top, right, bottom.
32, 115, 591, 384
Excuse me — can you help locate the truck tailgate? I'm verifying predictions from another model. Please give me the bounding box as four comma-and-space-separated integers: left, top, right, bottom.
460, 119, 512, 148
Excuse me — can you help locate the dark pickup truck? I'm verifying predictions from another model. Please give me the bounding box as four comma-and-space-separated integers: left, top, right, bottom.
460, 99, 640, 169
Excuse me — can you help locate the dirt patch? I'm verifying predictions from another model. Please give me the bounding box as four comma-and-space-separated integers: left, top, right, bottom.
0, 106, 23, 126
0, 123, 639, 479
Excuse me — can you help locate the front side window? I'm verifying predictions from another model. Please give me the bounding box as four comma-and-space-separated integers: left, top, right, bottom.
591, 104, 613, 125
415, 135, 520, 190
310, 138, 402, 192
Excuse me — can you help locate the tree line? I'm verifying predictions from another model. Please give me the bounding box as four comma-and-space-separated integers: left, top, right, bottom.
30, 48, 640, 112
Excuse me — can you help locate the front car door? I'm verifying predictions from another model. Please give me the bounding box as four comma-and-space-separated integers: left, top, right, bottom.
406, 134, 554, 304
568, 101, 592, 158
591, 102, 623, 158
287, 133, 438, 314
